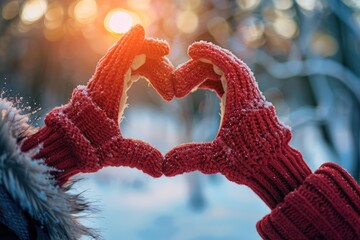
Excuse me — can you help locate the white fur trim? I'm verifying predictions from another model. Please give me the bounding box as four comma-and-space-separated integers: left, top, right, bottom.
0, 98, 98, 239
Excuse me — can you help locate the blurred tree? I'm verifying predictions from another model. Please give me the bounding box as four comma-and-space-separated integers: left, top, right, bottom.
0, 0, 359, 184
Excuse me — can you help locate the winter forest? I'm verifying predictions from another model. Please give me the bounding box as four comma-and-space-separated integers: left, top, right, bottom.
0, 0, 359, 239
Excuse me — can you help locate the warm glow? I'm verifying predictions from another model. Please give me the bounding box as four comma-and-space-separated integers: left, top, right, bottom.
127, 0, 151, 10
176, 11, 199, 34
104, 9, 139, 34
44, 2, 64, 29
207, 17, 231, 44
43, 26, 64, 41
180, 0, 203, 10
2, 1, 19, 20
239, 17, 265, 48
273, 0, 293, 10
311, 32, 338, 57
273, 17, 297, 39
74, 0, 97, 24
20, 0, 48, 24
237, 0, 260, 10
246, 24, 264, 42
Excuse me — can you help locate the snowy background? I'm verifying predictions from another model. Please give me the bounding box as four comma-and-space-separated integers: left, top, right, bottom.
1, 0, 360, 239
75, 105, 271, 240
72, 100, 327, 240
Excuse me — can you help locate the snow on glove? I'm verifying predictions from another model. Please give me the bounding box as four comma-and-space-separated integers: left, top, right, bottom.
163, 41, 312, 208
22, 25, 174, 185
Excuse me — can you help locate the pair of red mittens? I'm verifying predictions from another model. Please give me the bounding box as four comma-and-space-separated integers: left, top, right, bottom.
21, 25, 359, 239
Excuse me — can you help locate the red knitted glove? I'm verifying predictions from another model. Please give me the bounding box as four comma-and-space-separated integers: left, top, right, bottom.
21, 25, 174, 185
163, 41, 312, 208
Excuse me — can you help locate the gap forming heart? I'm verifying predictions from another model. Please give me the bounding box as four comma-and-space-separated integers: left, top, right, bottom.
21, 25, 310, 209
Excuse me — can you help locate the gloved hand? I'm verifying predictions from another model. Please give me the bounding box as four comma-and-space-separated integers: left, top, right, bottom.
22, 25, 174, 185
163, 41, 312, 208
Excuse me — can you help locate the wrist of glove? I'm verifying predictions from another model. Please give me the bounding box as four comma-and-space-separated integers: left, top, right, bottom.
21, 87, 116, 184
221, 104, 312, 209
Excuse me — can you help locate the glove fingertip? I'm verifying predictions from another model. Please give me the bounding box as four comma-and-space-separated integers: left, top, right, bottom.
162, 149, 186, 176
129, 24, 145, 38
173, 59, 220, 98
130, 139, 164, 178
150, 149, 164, 178
142, 38, 170, 58
134, 57, 175, 101
188, 41, 214, 59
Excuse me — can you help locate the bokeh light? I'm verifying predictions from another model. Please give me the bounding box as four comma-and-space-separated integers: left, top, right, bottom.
176, 10, 199, 34
1, 1, 360, 239
104, 9, 140, 35
295, 0, 316, 11
126, 0, 151, 10
342, 0, 360, 9
2, 1, 19, 20
208, 17, 231, 44
44, 2, 64, 30
239, 17, 265, 47
73, 0, 97, 24
273, 17, 298, 39
311, 32, 338, 57
20, 0, 48, 24
273, 0, 293, 10
179, 0, 203, 10
237, 0, 261, 11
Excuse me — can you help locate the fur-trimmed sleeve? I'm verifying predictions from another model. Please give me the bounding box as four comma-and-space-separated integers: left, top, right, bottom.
0, 98, 98, 240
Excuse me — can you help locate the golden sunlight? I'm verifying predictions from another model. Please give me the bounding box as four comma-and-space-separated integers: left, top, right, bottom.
20, 0, 48, 24
73, 0, 97, 24
176, 10, 199, 34
104, 9, 140, 34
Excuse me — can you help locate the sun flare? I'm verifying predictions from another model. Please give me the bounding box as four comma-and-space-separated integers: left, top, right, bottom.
104, 9, 139, 34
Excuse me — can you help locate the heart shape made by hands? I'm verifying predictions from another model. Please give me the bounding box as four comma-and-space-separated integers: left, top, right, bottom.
23, 25, 307, 209
103, 25, 306, 211
91, 24, 300, 209
21, 25, 360, 240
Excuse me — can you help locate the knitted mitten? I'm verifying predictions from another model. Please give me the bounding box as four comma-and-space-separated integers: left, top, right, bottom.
166, 41, 360, 239
163, 41, 312, 209
22, 25, 174, 185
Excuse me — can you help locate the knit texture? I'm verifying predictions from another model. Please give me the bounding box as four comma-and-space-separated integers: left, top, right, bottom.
164, 41, 312, 208
21, 25, 174, 185
257, 162, 360, 240
0, 186, 29, 240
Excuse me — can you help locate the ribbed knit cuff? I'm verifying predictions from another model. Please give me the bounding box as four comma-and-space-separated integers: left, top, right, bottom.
229, 105, 312, 209
21, 120, 99, 185
244, 145, 312, 209
256, 163, 360, 240
21, 87, 115, 184
62, 86, 120, 147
